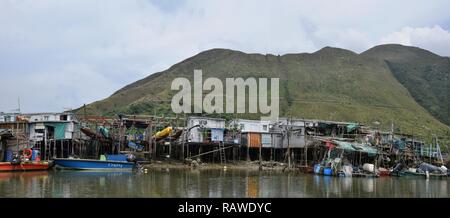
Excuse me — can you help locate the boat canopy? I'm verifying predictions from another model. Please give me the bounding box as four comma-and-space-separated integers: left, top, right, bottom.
333, 140, 378, 156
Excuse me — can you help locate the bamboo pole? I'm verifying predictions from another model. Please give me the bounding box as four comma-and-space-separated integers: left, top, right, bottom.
188, 145, 234, 159
303, 119, 307, 166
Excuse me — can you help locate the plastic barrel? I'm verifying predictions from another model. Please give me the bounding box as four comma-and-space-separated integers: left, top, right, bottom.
31, 150, 40, 161
314, 164, 321, 174
5, 150, 13, 162
324, 168, 333, 176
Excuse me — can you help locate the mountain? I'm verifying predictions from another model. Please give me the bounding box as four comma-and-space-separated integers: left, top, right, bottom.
77, 45, 450, 139
361, 44, 450, 126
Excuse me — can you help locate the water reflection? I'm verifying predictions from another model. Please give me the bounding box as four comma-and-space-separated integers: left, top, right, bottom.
0, 169, 448, 198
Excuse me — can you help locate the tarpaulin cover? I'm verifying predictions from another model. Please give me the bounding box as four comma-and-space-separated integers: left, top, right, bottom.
106, 154, 127, 161
346, 124, 358, 132
394, 140, 406, 150
418, 162, 442, 173
97, 126, 109, 138
45, 123, 66, 140
333, 140, 377, 156
357, 144, 378, 156
128, 141, 144, 151
334, 141, 355, 151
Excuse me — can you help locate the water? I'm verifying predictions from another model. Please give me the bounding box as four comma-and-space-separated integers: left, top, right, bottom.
0, 169, 448, 198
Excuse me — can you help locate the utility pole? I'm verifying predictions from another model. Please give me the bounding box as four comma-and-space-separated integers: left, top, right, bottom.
303, 119, 307, 167
148, 119, 153, 161
44, 127, 48, 160
16, 117, 19, 152
390, 121, 394, 141
15, 97, 21, 152
181, 114, 186, 160
17, 97, 21, 113
286, 113, 292, 168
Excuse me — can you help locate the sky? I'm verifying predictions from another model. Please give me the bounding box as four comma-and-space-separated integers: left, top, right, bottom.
1, 0, 450, 113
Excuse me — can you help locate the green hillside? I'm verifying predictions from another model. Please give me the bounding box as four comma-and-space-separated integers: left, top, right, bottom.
77, 45, 450, 140
362, 44, 450, 126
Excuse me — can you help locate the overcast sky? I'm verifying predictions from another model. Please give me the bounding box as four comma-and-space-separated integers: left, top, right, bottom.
1, 0, 450, 113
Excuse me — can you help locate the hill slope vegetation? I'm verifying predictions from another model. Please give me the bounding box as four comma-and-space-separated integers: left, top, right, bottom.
78, 45, 450, 139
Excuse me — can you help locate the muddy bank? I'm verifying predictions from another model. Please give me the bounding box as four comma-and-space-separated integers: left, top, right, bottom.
142, 160, 293, 171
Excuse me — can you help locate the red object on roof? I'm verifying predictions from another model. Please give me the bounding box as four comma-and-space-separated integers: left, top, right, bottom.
326, 141, 335, 149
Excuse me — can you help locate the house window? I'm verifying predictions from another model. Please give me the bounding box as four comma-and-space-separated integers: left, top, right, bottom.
44, 116, 49, 121
240, 124, 244, 130
263, 125, 268, 131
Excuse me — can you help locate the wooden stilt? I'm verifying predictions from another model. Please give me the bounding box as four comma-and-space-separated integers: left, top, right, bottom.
259, 146, 262, 162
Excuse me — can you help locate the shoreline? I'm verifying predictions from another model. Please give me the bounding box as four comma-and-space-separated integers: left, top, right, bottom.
143, 160, 294, 171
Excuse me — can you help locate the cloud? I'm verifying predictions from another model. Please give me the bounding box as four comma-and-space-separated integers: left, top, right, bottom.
381, 25, 450, 56
1, 63, 120, 113
0, 0, 449, 112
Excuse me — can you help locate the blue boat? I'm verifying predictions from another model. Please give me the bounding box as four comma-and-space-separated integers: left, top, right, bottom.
53, 158, 135, 171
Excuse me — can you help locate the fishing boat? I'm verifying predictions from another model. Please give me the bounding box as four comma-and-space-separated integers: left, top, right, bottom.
401, 170, 447, 178
390, 170, 448, 178
0, 148, 52, 172
53, 157, 135, 171
0, 161, 52, 172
